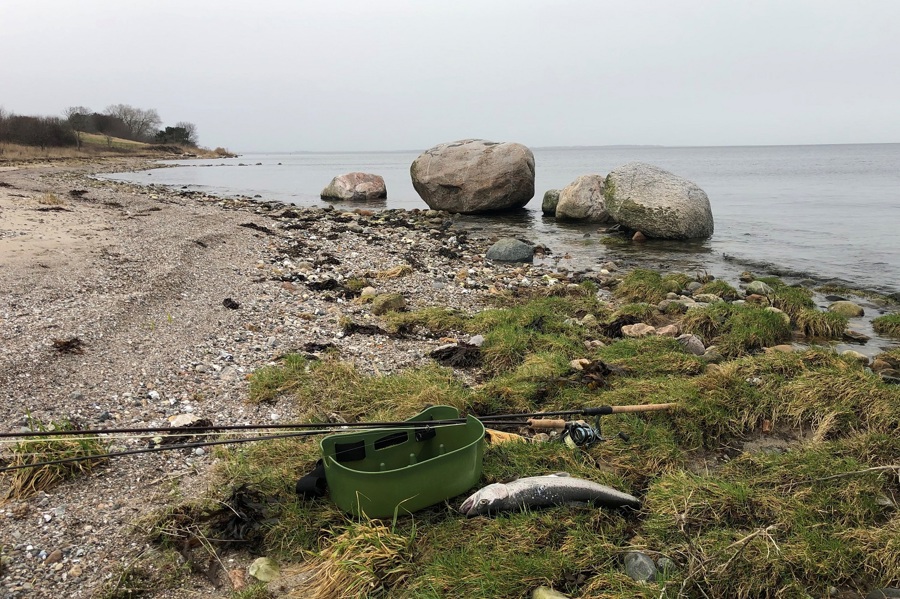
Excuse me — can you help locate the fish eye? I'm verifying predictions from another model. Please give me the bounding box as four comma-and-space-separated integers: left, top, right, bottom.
478, 499, 489, 506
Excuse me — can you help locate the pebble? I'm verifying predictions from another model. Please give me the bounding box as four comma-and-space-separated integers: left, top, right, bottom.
624, 551, 657, 582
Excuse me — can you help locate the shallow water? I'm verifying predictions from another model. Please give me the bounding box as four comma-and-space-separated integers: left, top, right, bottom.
104, 143, 900, 297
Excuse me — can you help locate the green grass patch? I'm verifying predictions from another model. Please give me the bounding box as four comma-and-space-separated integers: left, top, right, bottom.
134, 267, 900, 599
1, 418, 107, 500
795, 308, 848, 338
770, 284, 815, 318
681, 303, 792, 357
615, 269, 690, 304
872, 313, 900, 337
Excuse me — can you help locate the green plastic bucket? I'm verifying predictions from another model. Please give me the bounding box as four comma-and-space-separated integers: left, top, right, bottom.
320, 406, 484, 518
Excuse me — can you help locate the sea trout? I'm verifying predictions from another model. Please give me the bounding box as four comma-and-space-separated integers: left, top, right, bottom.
459, 473, 640, 517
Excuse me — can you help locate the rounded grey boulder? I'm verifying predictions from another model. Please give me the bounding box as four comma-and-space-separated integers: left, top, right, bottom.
320, 172, 387, 201
485, 238, 534, 263
410, 139, 535, 213
556, 174, 612, 222
605, 163, 714, 239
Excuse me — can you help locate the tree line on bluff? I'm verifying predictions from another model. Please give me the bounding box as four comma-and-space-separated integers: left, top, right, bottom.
0, 104, 199, 149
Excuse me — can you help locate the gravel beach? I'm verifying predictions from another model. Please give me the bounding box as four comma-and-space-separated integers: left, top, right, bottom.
0, 159, 573, 597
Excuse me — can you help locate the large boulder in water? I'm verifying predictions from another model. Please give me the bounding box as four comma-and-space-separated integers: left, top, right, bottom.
604, 163, 713, 239
321, 172, 387, 201
410, 139, 535, 213
555, 174, 612, 222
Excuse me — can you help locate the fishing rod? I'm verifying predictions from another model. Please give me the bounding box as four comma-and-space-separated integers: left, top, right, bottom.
0, 418, 472, 439
0, 404, 676, 440
0, 428, 374, 474
0, 404, 678, 473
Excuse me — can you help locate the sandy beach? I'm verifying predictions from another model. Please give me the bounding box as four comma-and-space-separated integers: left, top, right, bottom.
0, 159, 525, 597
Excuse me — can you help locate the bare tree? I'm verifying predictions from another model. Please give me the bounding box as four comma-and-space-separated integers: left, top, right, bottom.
174, 121, 198, 146
104, 104, 162, 141
64, 106, 91, 148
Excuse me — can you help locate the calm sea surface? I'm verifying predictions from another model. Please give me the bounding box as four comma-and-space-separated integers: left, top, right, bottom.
103, 144, 900, 295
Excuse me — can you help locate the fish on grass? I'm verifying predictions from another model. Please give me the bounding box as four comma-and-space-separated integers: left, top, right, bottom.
459, 473, 640, 517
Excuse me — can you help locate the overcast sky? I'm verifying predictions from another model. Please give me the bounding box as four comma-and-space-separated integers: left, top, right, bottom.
2, 1, 898, 151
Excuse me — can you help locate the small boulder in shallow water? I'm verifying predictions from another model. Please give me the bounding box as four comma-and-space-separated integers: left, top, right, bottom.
828, 300, 864, 318
320, 172, 387, 201
541, 189, 560, 215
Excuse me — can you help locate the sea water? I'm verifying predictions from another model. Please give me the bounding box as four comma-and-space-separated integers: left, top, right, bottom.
103, 143, 900, 296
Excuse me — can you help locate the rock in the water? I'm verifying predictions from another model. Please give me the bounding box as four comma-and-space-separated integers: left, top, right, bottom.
410, 139, 535, 213
371, 293, 406, 315
555, 175, 611, 222
486, 238, 534, 263
320, 172, 387, 201
677, 334, 706, 356
541, 189, 560, 215
828, 300, 864, 317
624, 551, 657, 582
843, 329, 870, 343
604, 162, 714, 239
622, 323, 656, 337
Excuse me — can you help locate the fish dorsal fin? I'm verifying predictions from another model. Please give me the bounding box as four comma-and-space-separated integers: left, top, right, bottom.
549, 472, 571, 478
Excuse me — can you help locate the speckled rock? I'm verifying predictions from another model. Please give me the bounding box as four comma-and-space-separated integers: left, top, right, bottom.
605, 163, 713, 239
410, 139, 535, 213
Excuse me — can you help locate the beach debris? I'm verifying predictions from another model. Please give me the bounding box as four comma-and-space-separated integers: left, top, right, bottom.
248, 557, 279, 582
459, 473, 640, 517
52, 337, 85, 354
238, 221, 275, 235
484, 429, 526, 445
222, 297, 241, 310
532, 586, 571, 599
429, 341, 481, 367
376, 264, 413, 278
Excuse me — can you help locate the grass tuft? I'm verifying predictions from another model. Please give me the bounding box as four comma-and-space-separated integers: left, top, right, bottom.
795, 309, 848, 338
1, 419, 107, 500
872, 313, 900, 337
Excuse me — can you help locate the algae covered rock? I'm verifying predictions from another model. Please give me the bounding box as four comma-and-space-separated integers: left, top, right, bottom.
541, 189, 560, 215
828, 300, 864, 317
371, 293, 406, 315
605, 163, 714, 239
410, 139, 535, 213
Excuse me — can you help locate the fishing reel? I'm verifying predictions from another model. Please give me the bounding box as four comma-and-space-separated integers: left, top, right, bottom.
562, 416, 630, 448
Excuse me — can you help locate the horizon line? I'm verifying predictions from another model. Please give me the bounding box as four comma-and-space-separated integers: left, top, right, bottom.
229, 141, 900, 155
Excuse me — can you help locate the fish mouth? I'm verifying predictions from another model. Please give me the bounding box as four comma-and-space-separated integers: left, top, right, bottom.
459, 496, 475, 515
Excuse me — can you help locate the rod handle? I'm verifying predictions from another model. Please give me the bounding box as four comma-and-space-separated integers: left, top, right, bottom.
583, 403, 676, 415
526, 419, 568, 430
